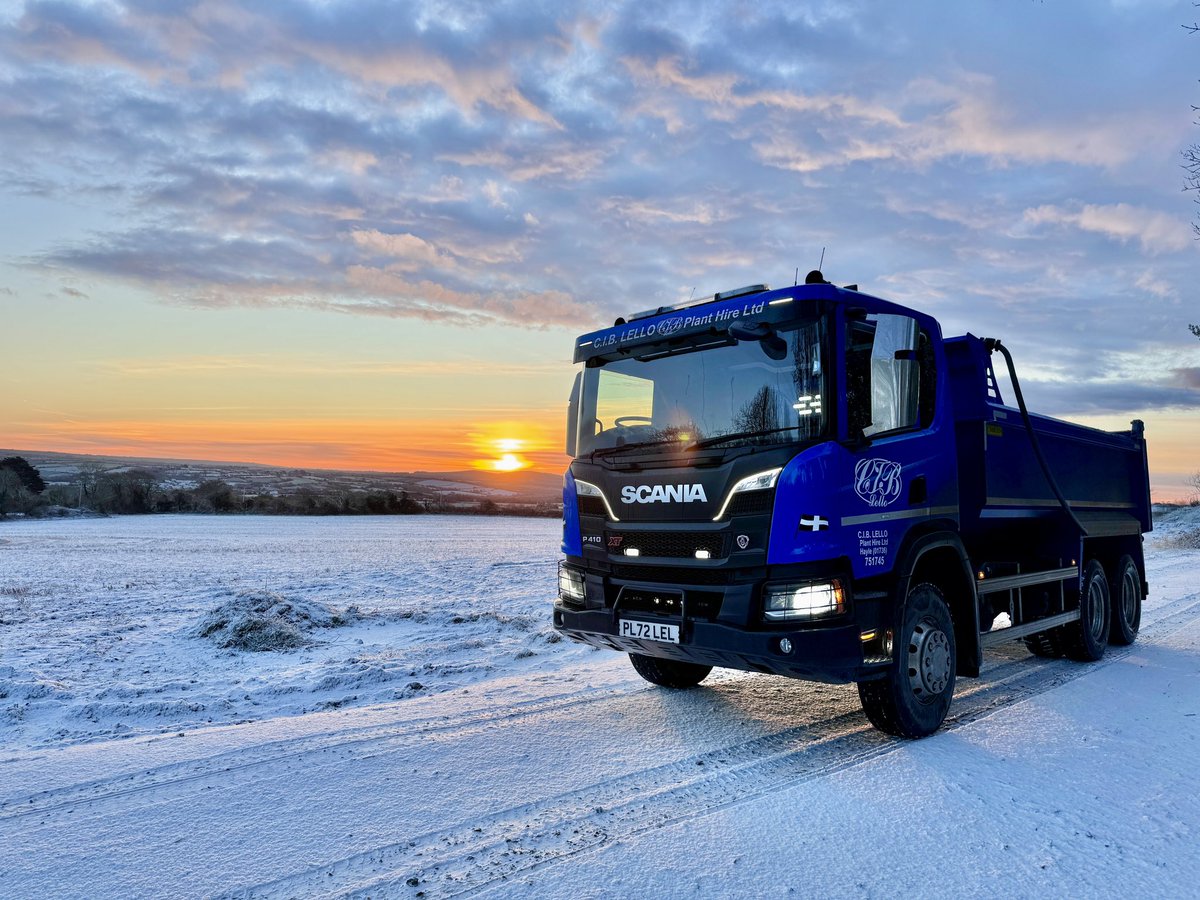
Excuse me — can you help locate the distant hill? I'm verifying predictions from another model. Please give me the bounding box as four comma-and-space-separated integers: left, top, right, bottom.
0, 449, 563, 509
412, 469, 562, 499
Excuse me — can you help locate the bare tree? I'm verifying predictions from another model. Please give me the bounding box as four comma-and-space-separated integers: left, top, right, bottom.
77, 463, 107, 508
733, 385, 782, 435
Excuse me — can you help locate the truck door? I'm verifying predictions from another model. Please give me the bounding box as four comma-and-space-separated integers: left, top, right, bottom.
842, 311, 954, 577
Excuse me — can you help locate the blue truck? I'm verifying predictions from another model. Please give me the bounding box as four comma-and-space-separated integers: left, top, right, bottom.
553, 273, 1151, 737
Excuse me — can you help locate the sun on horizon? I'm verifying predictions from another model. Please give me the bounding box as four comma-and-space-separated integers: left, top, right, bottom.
484, 438, 532, 472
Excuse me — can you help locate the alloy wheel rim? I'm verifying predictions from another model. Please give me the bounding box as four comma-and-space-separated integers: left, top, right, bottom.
1121, 566, 1139, 626
907, 617, 952, 701
1087, 575, 1107, 640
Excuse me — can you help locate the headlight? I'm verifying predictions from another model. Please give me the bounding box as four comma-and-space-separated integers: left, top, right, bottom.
558, 564, 585, 602
763, 579, 845, 622
574, 479, 619, 521
713, 467, 782, 521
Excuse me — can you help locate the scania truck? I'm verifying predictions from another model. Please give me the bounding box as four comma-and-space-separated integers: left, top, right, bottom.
553, 272, 1151, 737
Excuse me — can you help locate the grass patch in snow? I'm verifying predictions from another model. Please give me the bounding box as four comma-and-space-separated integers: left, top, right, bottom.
194, 591, 360, 652
1150, 506, 1200, 550
1160, 529, 1200, 550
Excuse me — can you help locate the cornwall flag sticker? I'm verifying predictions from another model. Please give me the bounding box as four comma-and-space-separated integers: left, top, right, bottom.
800, 515, 829, 532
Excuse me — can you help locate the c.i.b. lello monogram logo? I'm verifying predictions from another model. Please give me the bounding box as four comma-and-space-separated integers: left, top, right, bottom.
853, 458, 903, 508
656, 317, 685, 337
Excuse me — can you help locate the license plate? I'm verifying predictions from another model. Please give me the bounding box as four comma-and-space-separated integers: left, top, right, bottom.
619, 619, 679, 644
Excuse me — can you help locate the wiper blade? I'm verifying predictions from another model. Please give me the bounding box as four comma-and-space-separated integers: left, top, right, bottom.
686, 425, 805, 451
590, 437, 688, 459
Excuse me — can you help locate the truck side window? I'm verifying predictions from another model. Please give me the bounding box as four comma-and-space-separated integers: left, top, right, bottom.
845, 313, 922, 438
845, 322, 874, 438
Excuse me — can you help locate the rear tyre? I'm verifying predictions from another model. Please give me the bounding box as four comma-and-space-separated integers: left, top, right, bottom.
1024, 630, 1064, 658
628, 653, 712, 689
1062, 559, 1110, 661
858, 583, 956, 738
1108, 554, 1141, 646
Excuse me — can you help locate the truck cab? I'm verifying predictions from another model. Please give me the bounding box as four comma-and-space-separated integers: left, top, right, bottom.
553, 276, 1149, 737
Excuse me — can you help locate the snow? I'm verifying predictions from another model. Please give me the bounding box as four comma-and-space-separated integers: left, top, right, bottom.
1148, 504, 1200, 549
0, 512, 1198, 898
0, 516, 576, 746
417, 480, 518, 497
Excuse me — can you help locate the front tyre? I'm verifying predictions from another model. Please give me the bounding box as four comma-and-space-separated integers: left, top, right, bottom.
858, 583, 956, 738
628, 653, 712, 689
1108, 554, 1141, 646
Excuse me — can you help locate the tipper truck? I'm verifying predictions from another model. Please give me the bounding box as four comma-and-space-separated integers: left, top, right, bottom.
553, 272, 1151, 737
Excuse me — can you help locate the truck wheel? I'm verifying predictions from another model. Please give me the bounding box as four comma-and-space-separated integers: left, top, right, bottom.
857, 583, 956, 738
628, 653, 712, 689
1062, 559, 1110, 661
1108, 554, 1141, 646
1023, 631, 1064, 658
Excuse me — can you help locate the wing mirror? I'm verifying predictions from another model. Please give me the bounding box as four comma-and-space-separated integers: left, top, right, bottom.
728, 321, 788, 361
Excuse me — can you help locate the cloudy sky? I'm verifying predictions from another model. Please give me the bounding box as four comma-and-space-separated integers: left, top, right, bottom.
1, 0, 1197, 496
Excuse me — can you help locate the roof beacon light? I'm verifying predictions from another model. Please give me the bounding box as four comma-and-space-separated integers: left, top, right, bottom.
714, 284, 769, 302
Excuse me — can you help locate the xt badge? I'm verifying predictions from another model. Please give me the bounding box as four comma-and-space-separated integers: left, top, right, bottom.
800, 515, 829, 532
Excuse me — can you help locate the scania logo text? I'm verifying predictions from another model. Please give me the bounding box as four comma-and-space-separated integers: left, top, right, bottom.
620, 484, 708, 504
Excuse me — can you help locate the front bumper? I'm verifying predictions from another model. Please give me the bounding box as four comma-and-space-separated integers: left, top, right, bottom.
553, 601, 886, 684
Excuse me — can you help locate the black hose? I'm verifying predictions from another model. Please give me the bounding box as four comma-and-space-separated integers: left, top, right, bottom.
983, 338, 1088, 537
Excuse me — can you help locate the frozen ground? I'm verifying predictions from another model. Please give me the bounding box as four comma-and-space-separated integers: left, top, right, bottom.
0, 512, 1198, 898
0, 516, 578, 746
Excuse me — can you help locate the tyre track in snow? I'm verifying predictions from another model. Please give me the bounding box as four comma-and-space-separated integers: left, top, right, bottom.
233, 594, 1200, 900
0, 685, 640, 822
5, 590, 1197, 830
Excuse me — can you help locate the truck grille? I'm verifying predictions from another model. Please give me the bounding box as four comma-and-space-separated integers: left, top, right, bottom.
617, 587, 722, 621
577, 496, 607, 517
610, 564, 732, 585
606, 531, 726, 559
723, 489, 774, 517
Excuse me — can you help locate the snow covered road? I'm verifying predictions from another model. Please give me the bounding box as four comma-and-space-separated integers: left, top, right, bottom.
2, 514, 1198, 898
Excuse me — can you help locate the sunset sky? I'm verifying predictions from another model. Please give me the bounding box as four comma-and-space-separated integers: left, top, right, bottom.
1, 1, 1198, 497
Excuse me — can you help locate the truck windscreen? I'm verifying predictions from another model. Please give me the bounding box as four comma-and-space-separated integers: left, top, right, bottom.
576, 313, 828, 456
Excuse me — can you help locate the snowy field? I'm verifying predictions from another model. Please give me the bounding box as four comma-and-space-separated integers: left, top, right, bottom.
1, 511, 1198, 898
0, 516, 578, 747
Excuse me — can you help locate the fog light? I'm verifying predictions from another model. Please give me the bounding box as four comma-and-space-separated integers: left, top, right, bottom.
779, 637, 793, 654
694, 549, 711, 559
624, 548, 640, 557
557, 564, 585, 602
763, 579, 845, 622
